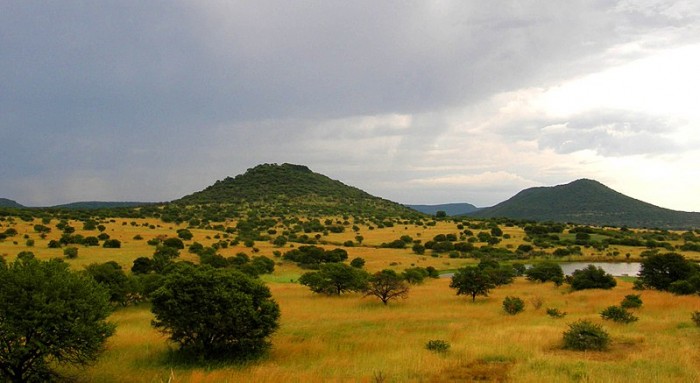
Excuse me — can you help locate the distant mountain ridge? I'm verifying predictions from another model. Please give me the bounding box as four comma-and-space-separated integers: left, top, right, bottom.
174, 163, 418, 217
470, 179, 700, 229
51, 201, 152, 209
0, 198, 24, 208
407, 203, 479, 216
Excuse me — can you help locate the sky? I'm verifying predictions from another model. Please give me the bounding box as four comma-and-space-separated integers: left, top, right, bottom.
2, 1, 699, 211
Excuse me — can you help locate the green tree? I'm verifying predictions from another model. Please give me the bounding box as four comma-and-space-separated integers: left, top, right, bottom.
150, 265, 280, 359
449, 266, 496, 302
0, 258, 114, 382
298, 263, 369, 295
570, 265, 617, 290
176, 229, 193, 241
638, 253, 695, 291
131, 256, 154, 274
162, 237, 185, 249
84, 261, 133, 306
364, 269, 409, 305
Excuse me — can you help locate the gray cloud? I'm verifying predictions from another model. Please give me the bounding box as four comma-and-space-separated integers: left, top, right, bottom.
1, 1, 699, 206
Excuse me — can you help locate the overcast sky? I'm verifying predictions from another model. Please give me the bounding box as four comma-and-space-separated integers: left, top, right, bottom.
2, 1, 699, 211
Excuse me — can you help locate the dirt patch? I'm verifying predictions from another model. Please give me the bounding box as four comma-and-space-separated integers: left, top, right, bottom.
431, 360, 513, 382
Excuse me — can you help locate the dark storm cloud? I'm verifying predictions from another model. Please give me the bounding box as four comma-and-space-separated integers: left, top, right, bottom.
1, 1, 699, 205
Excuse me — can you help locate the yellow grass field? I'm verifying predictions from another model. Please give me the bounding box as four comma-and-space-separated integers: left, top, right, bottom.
57, 279, 700, 382
1, 216, 699, 382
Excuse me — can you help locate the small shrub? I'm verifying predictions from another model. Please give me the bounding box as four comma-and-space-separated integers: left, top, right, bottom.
502, 296, 525, 315
63, 247, 78, 259
692, 311, 700, 327
562, 320, 610, 351
425, 339, 450, 353
601, 305, 638, 323
546, 308, 566, 318
620, 294, 642, 309
350, 257, 366, 269
529, 296, 543, 310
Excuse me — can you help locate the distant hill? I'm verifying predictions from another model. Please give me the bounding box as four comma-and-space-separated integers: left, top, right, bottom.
175, 163, 419, 217
407, 203, 479, 216
0, 198, 24, 208
470, 179, 700, 229
50, 201, 152, 209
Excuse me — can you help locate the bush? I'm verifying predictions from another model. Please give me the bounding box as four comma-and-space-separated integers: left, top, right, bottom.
562, 320, 609, 351
600, 305, 638, 323
102, 239, 121, 248
546, 308, 566, 318
620, 294, 643, 309
502, 296, 525, 315
425, 339, 450, 353
350, 257, 365, 268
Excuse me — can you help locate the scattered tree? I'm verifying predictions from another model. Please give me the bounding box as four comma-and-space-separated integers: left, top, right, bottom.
364, 269, 410, 305
299, 263, 369, 295
449, 266, 496, 302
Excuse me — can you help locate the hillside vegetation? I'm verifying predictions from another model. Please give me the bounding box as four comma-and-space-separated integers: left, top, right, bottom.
173, 163, 419, 218
471, 179, 700, 229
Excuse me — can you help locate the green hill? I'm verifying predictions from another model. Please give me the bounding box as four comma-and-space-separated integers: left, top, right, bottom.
470, 179, 700, 229
174, 163, 419, 218
0, 198, 24, 208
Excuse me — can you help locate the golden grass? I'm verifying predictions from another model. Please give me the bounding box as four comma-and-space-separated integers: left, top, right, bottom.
52, 278, 700, 382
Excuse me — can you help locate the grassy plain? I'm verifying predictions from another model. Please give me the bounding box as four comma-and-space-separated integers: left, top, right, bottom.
1, 217, 699, 382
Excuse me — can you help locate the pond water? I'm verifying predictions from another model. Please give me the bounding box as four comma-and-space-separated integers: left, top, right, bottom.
558, 262, 641, 277
441, 262, 642, 278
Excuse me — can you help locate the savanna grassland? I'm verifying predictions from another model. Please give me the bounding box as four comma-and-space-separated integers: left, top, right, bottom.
1, 214, 699, 382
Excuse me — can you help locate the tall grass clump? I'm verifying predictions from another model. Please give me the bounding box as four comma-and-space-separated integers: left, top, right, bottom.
425, 339, 450, 353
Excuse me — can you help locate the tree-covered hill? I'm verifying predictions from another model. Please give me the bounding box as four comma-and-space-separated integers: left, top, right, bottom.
174, 163, 420, 218
470, 179, 700, 229
0, 198, 24, 208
